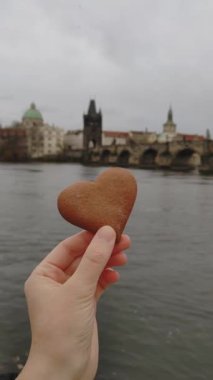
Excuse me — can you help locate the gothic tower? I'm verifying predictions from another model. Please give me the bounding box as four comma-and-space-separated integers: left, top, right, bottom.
163, 107, 176, 134
83, 100, 102, 150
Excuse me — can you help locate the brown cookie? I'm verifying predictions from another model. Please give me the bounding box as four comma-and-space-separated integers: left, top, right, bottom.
57, 167, 137, 241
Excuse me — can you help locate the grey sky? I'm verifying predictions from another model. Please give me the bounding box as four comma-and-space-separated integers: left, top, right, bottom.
0, 0, 213, 135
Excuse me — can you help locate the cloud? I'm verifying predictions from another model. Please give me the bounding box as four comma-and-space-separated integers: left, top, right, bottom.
0, 0, 213, 135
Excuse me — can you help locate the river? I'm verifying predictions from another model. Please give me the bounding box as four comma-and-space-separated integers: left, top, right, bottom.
0, 163, 212, 379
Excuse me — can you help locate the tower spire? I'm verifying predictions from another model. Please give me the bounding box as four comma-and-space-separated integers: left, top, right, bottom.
168, 106, 173, 122
163, 105, 176, 135
88, 99, 97, 115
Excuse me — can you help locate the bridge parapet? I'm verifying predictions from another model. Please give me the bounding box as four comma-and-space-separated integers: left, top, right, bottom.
86, 139, 213, 171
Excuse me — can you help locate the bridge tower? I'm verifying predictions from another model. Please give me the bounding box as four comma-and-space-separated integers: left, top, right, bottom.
83, 100, 102, 150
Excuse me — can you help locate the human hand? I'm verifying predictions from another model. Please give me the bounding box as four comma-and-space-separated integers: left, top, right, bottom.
17, 226, 130, 380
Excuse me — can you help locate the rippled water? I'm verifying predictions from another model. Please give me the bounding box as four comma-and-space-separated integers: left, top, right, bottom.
0, 163, 213, 379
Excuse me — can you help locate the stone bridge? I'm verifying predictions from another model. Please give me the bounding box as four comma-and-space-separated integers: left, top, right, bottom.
86, 139, 213, 171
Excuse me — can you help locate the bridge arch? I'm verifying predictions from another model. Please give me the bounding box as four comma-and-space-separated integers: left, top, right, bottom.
117, 150, 130, 166
172, 148, 201, 169
140, 148, 158, 168
100, 149, 111, 164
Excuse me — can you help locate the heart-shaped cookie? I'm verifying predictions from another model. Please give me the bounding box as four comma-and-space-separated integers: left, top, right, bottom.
57, 167, 137, 241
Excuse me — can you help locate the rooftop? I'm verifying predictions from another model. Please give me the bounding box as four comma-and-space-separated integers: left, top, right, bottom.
22, 103, 43, 121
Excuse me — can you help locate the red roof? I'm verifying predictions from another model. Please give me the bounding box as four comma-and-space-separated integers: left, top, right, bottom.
130, 131, 155, 135
179, 133, 205, 141
103, 131, 129, 138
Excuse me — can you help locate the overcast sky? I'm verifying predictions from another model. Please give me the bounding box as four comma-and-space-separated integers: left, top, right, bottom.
0, 0, 213, 134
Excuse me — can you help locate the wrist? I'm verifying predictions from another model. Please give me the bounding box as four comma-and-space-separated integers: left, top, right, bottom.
16, 349, 74, 380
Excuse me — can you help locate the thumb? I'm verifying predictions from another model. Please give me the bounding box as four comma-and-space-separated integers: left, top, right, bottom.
74, 226, 116, 293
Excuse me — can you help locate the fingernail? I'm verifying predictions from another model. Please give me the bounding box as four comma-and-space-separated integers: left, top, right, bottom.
105, 267, 115, 272
123, 234, 131, 244
97, 226, 116, 242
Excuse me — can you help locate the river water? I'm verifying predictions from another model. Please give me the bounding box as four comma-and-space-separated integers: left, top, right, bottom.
0, 163, 212, 379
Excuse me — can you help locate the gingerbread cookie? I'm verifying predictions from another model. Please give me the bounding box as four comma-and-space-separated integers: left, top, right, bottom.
57, 167, 137, 241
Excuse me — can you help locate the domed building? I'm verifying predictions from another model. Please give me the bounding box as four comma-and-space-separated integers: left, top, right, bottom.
21, 102, 64, 159
22, 103, 43, 127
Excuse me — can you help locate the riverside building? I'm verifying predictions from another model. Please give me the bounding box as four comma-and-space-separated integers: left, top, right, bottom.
22, 103, 64, 159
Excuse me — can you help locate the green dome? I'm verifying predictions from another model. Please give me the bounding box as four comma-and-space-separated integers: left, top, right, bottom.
23, 103, 43, 121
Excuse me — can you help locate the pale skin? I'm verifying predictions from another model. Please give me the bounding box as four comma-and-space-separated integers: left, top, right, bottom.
16, 226, 130, 380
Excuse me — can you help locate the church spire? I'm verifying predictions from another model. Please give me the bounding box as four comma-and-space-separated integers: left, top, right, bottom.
163, 106, 176, 135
